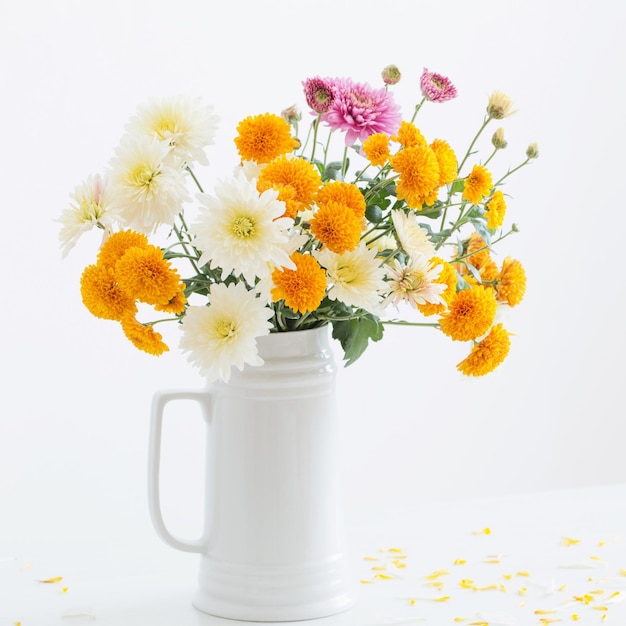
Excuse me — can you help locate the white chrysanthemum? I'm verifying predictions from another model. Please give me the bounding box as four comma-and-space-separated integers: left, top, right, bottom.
108, 135, 190, 234
125, 96, 219, 167
190, 173, 295, 284
384, 255, 446, 310
179, 282, 273, 382
237, 160, 264, 181
391, 209, 435, 260
315, 243, 386, 314
364, 230, 396, 253
57, 174, 118, 257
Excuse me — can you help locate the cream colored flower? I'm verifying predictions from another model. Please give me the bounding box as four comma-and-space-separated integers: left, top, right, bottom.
391, 209, 435, 260
125, 95, 219, 167
108, 135, 190, 234
486, 90, 517, 120
57, 174, 118, 257
315, 244, 386, 314
190, 172, 295, 284
384, 256, 446, 310
179, 282, 273, 382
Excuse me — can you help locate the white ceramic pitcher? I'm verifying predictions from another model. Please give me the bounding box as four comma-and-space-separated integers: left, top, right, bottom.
148, 326, 354, 621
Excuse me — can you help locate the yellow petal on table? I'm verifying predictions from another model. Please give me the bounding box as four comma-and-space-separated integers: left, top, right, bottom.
560, 537, 580, 547
620, 569, 626, 576
516, 570, 530, 577
453, 619, 469, 623
592, 606, 608, 611
359, 579, 373, 584
38, 576, 63, 583
535, 609, 556, 614
472, 527, 492, 535
425, 581, 444, 589
424, 569, 449, 579
373, 573, 393, 580
433, 595, 450, 602
571, 614, 579, 621
453, 558, 467, 565
607, 591, 621, 600
20, 563, 33, 571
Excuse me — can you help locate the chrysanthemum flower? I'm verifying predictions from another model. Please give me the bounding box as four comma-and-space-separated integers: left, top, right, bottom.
487, 90, 517, 120
417, 257, 457, 316
256, 155, 322, 219
430, 139, 458, 187
190, 173, 295, 284
420, 68, 458, 103
179, 282, 273, 383
57, 174, 118, 258
115, 245, 183, 306
80, 263, 137, 321
496, 257, 526, 306
154, 289, 187, 315
315, 244, 386, 313
492, 127, 508, 150
97, 229, 149, 269
464, 231, 491, 271
271, 252, 327, 314
310, 201, 363, 254
108, 135, 190, 234
391, 209, 436, 260
316, 181, 366, 218
391, 121, 427, 149
383, 256, 446, 310
362, 133, 391, 167
438, 285, 498, 342
391, 144, 440, 209
456, 323, 511, 376
302, 77, 337, 114
121, 313, 169, 356
321, 77, 402, 146
485, 190, 507, 230
125, 95, 219, 166
462, 164, 493, 205
234, 113, 298, 164
381, 64, 401, 86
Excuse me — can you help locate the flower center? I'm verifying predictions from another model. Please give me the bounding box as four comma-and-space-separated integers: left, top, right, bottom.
215, 319, 236, 339
79, 200, 105, 222
401, 270, 425, 293
131, 164, 157, 187
156, 116, 177, 139
232, 216, 256, 239
335, 264, 357, 284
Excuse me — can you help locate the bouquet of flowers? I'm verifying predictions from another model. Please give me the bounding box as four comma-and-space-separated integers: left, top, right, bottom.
58, 65, 537, 382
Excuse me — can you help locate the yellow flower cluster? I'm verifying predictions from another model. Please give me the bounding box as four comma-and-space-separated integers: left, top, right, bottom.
80, 230, 187, 355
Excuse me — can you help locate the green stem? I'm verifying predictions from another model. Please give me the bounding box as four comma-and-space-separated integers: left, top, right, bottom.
382, 320, 441, 328
310, 115, 321, 163
186, 166, 204, 193
457, 116, 491, 175
494, 158, 531, 187
410, 97, 427, 124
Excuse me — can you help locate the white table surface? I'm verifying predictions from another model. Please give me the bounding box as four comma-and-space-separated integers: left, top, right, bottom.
2, 484, 626, 625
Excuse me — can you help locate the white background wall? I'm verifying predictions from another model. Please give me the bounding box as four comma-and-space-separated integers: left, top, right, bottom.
1, 0, 625, 542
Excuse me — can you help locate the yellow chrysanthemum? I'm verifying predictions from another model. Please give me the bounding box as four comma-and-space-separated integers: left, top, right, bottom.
154, 287, 187, 315
234, 113, 299, 164
485, 190, 507, 230
465, 232, 491, 270
120, 313, 169, 356
316, 181, 366, 218
478, 257, 499, 282
462, 164, 493, 205
496, 257, 526, 306
362, 133, 391, 167
456, 323, 511, 376
115, 245, 183, 306
80, 263, 137, 321
417, 257, 457, 317
256, 155, 322, 219
430, 139, 458, 187
97, 230, 149, 269
438, 285, 498, 341
391, 144, 440, 209
271, 252, 326, 314
310, 201, 363, 254
392, 121, 428, 148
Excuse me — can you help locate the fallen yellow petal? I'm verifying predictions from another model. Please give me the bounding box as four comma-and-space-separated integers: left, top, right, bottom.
592, 606, 608, 611
607, 591, 620, 600
433, 595, 450, 602
373, 573, 393, 580
425, 581, 444, 589
571, 614, 579, 621
363, 556, 378, 561
62, 587, 69, 594
458, 578, 475, 589
453, 558, 467, 566
516, 570, 530, 577
388, 547, 404, 553
409, 598, 416, 605
483, 558, 501, 564
619, 569, 626, 576
392, 560, 407, 569
472, 527, 491, 535
38, 576, 63, 583
560, 537, 580, 547
453, 619, 469, 623
503, 573, 513, 580
538, 619, 561, 624
589, 589, 605, 595
535, 609, 557, 614
518, 586, 528, 596
359, 579, 372, 584
371, 566, 387, 571
558, 584, 568, 591
20, 563, 32, 571
424, 569, 449, 579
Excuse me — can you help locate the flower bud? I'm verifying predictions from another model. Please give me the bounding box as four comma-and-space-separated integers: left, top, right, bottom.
491, 127, 508, 149
281, 104, 301, 125
511, 223, 520, 232
487, 90, 516, 120
381, 64, 401, 86
526, 142, 539, 159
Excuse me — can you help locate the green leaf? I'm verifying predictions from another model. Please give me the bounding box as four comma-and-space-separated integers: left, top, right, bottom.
450, 179, 465, 195
470, 219, 492, 244
365, 204, 384, 223
331, 314, 384, 366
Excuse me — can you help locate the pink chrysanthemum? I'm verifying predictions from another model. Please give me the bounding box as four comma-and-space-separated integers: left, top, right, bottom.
420, 68, 458, 103
321, 77, 402, 146
302, 77, 337, 114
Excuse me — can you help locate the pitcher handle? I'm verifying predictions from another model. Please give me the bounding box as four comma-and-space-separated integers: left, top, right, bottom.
148, 389, 211, 553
